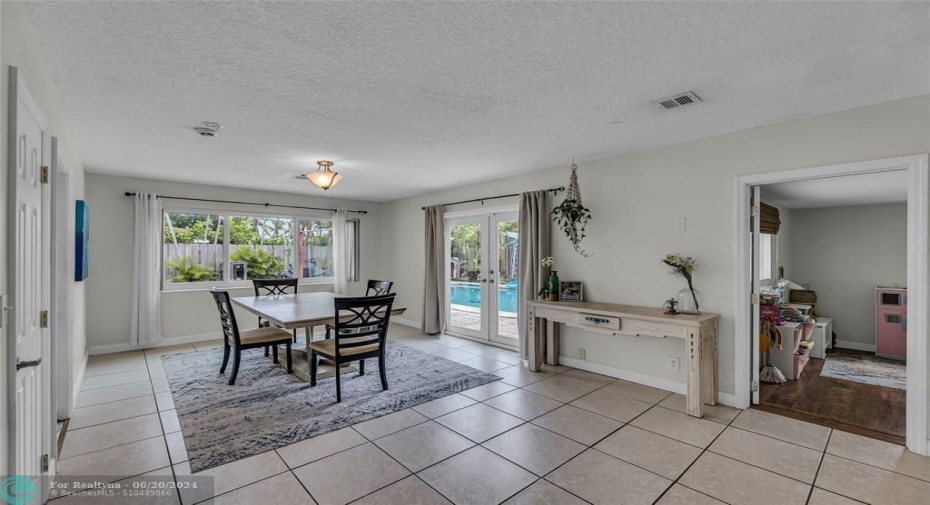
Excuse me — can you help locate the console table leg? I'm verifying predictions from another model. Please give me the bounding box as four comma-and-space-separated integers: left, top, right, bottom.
527, 308, 541, 372
546, 320, 560, 366
686, 327, 704, 417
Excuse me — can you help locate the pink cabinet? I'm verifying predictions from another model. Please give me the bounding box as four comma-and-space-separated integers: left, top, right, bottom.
876, 288, 906, 360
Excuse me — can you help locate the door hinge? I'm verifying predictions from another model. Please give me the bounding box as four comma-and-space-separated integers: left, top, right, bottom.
751, 293, 759, 305
40, 310, 49, 328
41, 165, 50, 184
751, 381, 759, 392
41, 454, 49, 472
750, 206, 758, 217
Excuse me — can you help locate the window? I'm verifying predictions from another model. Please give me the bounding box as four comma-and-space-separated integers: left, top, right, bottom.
759, 233, 775, 283
162, 209, 357, 288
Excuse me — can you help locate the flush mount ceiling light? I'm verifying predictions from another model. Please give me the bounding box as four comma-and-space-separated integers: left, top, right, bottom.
305, 161, 342, 190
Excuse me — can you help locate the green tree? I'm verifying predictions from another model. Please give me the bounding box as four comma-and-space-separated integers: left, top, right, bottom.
230, 246, 286, 279
165, 256, 217, 282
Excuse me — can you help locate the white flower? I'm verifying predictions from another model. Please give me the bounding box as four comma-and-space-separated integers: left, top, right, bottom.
540, 256, 554, 268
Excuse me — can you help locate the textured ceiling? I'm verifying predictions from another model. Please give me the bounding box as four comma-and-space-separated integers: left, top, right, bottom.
762, 170, 909, 209
25, 1, 930, 201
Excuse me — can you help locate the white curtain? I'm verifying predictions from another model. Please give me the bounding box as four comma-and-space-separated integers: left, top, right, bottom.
422, 205, 445, 334
333, 209, 349, 295
517, 191, 550, 360
130, 193, 163, 346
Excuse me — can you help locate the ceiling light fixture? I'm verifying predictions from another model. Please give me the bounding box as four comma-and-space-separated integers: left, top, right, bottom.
305, 161, 342, 190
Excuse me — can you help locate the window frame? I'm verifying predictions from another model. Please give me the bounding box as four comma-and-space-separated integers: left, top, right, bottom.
759, 233, 778, 284
161, 205, 347, 292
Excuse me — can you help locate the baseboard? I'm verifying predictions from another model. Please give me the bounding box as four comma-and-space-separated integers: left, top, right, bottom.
559, 356, 738, 408
87, 332, 221, 355
72, 351, 88, 407
391, 317, 422, 330
834, 340, 876, 353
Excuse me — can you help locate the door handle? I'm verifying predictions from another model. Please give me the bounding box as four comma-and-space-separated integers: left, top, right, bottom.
16, 357, 42, 370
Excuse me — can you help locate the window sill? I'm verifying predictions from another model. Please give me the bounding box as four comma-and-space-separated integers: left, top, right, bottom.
161, 278, 335, 294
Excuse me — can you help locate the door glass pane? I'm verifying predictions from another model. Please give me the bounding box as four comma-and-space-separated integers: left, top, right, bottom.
497, 220, 519, 340
298, 219, 333, 278
449, 222, 482, 333
163, 212, 224, 284
229, 216, 294, 280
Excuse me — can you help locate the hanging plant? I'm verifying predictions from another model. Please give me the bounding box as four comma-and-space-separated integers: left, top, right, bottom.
551, 161, 593, 257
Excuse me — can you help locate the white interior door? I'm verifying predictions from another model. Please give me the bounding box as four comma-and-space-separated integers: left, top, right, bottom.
751, 186, 762, 404
9, 67, 50, 502
489, 212, 519, 347
51, 139, 74, 421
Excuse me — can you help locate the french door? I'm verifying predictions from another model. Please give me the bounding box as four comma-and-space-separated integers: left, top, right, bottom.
445, 211, 519, 347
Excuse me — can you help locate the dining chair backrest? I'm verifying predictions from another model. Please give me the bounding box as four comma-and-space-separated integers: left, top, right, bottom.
253, 278, 299, 296
210, 289, 242, 346
366, 280, 394, 296
333, 294, 396, 356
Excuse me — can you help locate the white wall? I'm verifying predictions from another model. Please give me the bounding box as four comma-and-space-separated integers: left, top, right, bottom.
380, 94, 930, 400
83, 174, 385, 352
1, 0, 88, 475
788, 203, 907, 349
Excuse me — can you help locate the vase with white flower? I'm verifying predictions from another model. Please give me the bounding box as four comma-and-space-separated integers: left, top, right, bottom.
540, 257, 559, 301
662, 253, 703, 314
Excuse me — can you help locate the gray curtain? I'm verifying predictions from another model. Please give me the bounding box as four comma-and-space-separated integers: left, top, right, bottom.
422, 205, 446, 334
517, 191, 550, 360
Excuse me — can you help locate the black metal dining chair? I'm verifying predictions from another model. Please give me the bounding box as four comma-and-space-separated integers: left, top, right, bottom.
210, 289, 293, 385
325, 280, 394, 338
253, 278, 299, 356
310, 293, 396, 402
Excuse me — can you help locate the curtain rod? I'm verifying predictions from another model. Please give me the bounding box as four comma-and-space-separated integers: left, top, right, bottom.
123, 192, 368, 214
421, 186, 564, 210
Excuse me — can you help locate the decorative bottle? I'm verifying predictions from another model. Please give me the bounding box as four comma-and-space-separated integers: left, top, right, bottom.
548, 270, 560, 301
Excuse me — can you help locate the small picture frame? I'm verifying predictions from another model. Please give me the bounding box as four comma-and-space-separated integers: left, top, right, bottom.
559, 281, 583, 302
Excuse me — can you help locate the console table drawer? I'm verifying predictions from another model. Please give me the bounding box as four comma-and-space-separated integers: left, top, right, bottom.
578, 313, 621, 330
621, 319, 686, 339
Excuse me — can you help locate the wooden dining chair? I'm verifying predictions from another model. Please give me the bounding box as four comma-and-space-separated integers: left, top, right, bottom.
325, 280, 394, 339
210, 289, 293, 385
253, 278, 299, 356
310, 293, 397, 402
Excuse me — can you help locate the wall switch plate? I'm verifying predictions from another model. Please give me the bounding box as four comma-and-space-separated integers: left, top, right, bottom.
0, 294, 6, 328
668, 356, 680, 370
674, 218, 687, 231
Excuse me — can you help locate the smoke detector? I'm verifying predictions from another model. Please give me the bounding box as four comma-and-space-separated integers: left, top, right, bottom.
194, 122, 222, 137
653, 91, 702, 110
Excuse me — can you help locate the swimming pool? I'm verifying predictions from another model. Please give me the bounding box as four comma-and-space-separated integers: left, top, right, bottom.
451, 281, 518, 313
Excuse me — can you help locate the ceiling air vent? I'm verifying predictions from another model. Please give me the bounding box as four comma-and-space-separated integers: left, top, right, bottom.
653, 91, 702, 110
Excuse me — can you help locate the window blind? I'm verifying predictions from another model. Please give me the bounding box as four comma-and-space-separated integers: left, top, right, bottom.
760, 202, 781, 234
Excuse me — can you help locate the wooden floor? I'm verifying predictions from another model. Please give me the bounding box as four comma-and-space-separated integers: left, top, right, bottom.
759, 348, 906, 446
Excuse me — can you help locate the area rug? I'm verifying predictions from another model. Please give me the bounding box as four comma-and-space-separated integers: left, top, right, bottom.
161, 342, 501, 472
820, 353, 906, 390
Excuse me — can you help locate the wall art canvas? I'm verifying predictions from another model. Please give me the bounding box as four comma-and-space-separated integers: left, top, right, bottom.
75, 200, 89, 281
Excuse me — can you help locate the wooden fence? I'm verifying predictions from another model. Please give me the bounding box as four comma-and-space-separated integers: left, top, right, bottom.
164, 244, 332, 277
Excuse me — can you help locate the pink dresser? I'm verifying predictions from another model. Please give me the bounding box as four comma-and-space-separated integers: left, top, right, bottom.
876, 287, 906, 360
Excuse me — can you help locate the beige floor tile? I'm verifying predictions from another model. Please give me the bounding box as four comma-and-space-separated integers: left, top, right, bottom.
419, 446, 537, 505
374, 421, 474, 472
656, 484, 726, 505
75, 381, 154, 408
460, 356, 512, 372
151, 377, 171, 394
165, 431, 188, 464
411, 393, 477, 418
155, 391, 176, 411
547, 449, 672, 505
731, 409, 830, 451
148, 366, 167, 379
353, 409, 429, 440
84, 353, 148, 377
522, 376, 596, 403
212, 471, 316, 505
600, 379, 672, 404
493, 366, 554, 387
630, 407, 725, 448
429, 346, 481, 362
175, 450, 289, 503
60, 414, 164, 459
403, 339, 456, 355
532, 405, 623, 446
807, 488, 865, 505
827, 430, 930, 483
484, 389, 563, 421
502, 479, 587, 505
416, 333, 473, 349
815, 454, 930, 505
80, 369, 152, 391
570, 389, 653, 422
709, 427, 822, 484
50, 468, 178, 504
680, 452, 810, 505
483, 423, 585, 476
557, 369, 616, 388
435, 403, 524, 443
353, 476, 451, 505
595, 425, 702, 480
460, 381, 516, 401
57, 437, 170, 483
160, 409, 181, 433
68, 396, 158, 430
144, 344, 197, 359
292, 443, 410, 505
658, 393, 741, 425
276, 427, 368, 468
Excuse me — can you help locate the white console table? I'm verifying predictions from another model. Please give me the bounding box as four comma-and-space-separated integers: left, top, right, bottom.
526, 300, 720, 418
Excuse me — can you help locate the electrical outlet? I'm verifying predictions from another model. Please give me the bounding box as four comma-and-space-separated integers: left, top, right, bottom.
668, 356, 680, 370
674, 218, 687, 231
579, 348, 587, 360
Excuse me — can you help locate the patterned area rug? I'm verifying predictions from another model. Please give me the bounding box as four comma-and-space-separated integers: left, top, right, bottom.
820, 353, 906, 390
162, 342, 501, 472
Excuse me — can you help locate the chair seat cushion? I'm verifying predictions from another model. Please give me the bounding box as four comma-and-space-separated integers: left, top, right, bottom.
237, 327, 293, 345
309, 338, 381, 357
